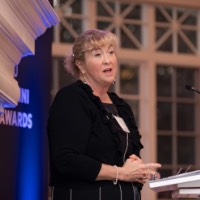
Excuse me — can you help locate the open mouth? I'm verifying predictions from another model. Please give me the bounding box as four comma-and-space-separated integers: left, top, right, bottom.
103, 68, 112, 72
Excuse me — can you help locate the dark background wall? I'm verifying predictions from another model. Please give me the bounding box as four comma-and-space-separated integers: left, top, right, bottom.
0, 25, 52, 200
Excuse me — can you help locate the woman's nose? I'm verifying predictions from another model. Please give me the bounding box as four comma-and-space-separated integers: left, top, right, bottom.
103, 53, 110, 64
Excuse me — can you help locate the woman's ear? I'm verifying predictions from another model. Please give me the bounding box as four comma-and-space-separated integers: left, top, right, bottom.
75, 60, 85, 74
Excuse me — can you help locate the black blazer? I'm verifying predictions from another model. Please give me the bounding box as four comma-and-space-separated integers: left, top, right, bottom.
47, 80, 143, 187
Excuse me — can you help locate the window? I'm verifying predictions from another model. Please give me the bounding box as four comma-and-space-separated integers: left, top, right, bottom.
155, 6, 198, 54
157, 65, 199, 199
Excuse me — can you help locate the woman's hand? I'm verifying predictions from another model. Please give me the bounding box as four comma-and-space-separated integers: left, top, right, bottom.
118, 154, 161, 184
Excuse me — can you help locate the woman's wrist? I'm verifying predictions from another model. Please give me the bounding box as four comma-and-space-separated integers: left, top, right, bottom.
113, 165, 119, 185
113, 165, 124, 184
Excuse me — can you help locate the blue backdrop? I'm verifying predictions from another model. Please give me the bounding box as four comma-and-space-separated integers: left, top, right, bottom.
0, 25, 52, 200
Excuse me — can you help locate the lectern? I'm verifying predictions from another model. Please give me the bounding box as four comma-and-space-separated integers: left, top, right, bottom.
149, 170, 200, 198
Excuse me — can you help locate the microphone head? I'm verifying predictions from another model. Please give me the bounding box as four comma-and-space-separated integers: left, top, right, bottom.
185, 84, 193, 90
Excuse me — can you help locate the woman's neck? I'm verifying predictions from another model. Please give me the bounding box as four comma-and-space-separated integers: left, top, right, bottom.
80, 77, 112, 103
94, 91, 112, 103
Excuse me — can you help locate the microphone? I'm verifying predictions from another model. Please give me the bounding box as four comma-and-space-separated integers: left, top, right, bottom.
185, 84, 200, 94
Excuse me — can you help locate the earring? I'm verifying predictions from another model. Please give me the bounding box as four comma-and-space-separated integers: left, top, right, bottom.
83, 76, 87, 84
112, 79, 116, 85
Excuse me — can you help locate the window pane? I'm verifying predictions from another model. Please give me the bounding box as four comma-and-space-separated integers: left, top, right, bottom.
177, 136, 195, 164
60, 0, 82, 14
156, 7, 172, 22
181, 10, 197, 25
157, 66, 172, 97
156, 27, 169, 41
121, 4, 141, 19
177, 103, 195, 131
157, 102, 172, 130
97, 21, 112, 30
120, 28, 140, 49
183, 30, 197, 47
125, 99, 139, 125
159, 169, 173, 179
60, 19, 82, 43
157, 136, 172, 164
97, 1, 114, 16
157, 35, 173, 52
178, 34, 193, 54
120, 64, 139, 95
124, 24, 142, 45
176, 68, 196, 98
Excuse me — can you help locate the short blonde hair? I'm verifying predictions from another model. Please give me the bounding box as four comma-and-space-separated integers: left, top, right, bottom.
64, 29, 118, 78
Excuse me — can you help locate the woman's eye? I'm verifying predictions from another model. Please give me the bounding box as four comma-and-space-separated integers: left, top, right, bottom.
94, 53, 101, 57
109, 50, 115, 54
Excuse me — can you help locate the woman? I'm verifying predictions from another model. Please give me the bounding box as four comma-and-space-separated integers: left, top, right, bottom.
47, 29, 161, 200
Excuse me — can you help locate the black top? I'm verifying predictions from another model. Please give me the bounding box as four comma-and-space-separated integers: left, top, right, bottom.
47, 80, 143, 189
103, 103, 134, 163
102, 102, 118, 115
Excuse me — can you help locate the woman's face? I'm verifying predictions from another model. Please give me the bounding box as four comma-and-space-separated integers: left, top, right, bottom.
81, 45, 117, 89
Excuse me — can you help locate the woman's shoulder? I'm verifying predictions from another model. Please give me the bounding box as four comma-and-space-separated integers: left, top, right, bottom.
52, 80, 92, 105
56, 80, 88, 97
